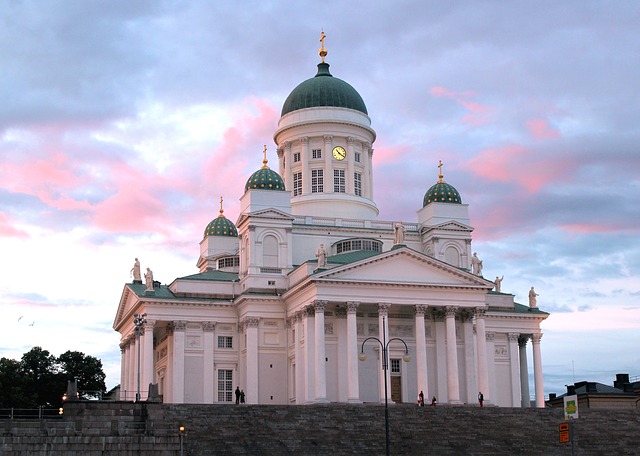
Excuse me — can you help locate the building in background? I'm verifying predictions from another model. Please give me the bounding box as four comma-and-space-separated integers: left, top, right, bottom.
114, 38, 548, 407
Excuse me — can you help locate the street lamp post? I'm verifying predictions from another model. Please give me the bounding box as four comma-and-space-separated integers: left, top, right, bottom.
359, 316, 411, 456
133, 312, 147, 402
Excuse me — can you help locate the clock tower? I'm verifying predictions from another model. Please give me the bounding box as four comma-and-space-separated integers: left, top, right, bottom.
273, 34, 378, 220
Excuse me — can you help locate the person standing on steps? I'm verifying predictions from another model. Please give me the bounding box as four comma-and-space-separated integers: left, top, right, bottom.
418, 390, 424, 407
431, 396, 437, 407
478, 391, 484, 407
235, 386, 240, 405
240, 390, 245, 404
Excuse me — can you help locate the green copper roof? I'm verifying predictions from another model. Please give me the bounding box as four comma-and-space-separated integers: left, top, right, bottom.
244, 167, 285, 192
423, 181, 462, 207
204, 215, 238, 238
281, 62, 368, 116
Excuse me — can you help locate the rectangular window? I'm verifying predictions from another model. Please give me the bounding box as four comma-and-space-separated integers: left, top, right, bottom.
311, 169, 323, 193
293, 172, 302, 196
391, 359, 400, 374
354, 172, 362, 196
217, 369, 233, 402
355, 151, 361, 163
312, 148, 322, 159
334, 169, 345, 193
218, 336, 233, 349
293, 152, 301, 163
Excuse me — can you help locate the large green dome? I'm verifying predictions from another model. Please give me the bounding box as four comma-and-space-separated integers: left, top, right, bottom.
281, 62, 368, 116
204, 214, 238, 238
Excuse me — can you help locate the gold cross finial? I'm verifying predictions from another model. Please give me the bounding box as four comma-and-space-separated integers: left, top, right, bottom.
438, 160, 445, 183
218, 196, 224, 217
261, 145, 269, 169
318, 31, 328, 63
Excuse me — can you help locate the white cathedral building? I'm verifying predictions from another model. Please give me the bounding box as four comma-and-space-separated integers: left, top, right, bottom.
114, 40, 548, 408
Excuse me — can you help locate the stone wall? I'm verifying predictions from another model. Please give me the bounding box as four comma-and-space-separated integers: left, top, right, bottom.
1, 401, 639, 455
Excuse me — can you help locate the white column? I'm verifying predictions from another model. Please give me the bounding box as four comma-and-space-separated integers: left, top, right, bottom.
347, 137, 355, 194
365, 143, 374, 200
532, 333, 545, 408
486, 332, 496, 405
378, 303, 391, 403
323, 135, 333, 192
119, 342, 128, 400
203, 322, 215, 404
475, 308, 490, 404
445, 306, 461, 404
519, 336, 531, 408
304, 306, 316, 403
314, 300, 328, 403
346, 302, 361, 402
294, 312, 305, 404
301, 137, 310, 194
245, 317, 260, 404
414, 305, 429, 400
463, 315, 476, 404
508, 332, 521, 406
284, 141, 292, 191
172, 321, 186, 403
128, 335, 136, 401
435, 317, 448, 402
142, 319, 155, 400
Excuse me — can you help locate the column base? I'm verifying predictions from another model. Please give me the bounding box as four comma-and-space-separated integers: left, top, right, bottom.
347, 398, 363, 404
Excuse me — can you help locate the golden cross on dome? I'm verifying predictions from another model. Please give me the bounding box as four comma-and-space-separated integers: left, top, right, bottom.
219, 196, 224, 216
318, 31, 328, 63
261, 144, 269, 169
438, 160, 445, 183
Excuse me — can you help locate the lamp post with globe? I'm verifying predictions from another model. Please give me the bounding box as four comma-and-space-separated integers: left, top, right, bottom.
133, 312, 147, 402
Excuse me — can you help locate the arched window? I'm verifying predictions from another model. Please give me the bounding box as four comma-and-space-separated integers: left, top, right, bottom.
444, 246, 460, 267
263, 235, 279, 268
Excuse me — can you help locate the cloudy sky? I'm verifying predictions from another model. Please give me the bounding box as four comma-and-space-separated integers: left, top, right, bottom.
1, 1, 638, 397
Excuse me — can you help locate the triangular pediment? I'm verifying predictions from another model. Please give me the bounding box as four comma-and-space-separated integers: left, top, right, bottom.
236, 208, 294, 226
315, 247, 492, 289
113, 284, 141, 330
422, 221, 473, 234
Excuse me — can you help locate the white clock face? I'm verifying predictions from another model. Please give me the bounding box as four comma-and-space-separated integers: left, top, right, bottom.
332, 146, 346, 160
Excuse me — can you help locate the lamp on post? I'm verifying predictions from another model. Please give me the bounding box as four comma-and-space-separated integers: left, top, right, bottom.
133, 312, 147, 402
359, 316, 411, 456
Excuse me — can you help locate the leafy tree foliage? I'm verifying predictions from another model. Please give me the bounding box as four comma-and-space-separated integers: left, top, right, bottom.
0, 347, 107, 408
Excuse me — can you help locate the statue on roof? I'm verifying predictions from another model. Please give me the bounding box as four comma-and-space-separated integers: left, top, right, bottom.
494, 275, 504, 292
393, 222, 406, 245
528, 287, 539, 308
145, 267, 154, 292
471, 252, 483, 276
316, 243, 327, 268
131, 258, 141, 282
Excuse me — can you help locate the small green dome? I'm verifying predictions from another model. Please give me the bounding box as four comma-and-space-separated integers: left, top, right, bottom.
244, 168, 285, 192
281, 62, 368, 116
204, 215, 238, 238
423, 162, 462, 206
423, 182, 462, 206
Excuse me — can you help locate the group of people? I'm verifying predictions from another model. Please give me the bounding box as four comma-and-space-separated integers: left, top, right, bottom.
416, 391, 437, 407
234, 387, 246, 404
417, 391, 485, 407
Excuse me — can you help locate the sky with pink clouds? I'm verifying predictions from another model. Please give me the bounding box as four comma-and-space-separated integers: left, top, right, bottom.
1, 1, 639, 397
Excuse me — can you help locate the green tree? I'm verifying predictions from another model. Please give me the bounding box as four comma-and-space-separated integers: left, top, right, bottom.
0, 347, 108, 408
58, 351, 107, 399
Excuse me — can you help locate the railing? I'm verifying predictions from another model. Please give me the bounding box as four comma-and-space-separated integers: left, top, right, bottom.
0, 408, 63, 419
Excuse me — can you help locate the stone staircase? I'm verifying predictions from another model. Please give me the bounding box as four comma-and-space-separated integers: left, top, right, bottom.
1, 402, 639, 455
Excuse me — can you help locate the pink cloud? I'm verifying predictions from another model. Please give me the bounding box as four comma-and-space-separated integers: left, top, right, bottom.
525, 119, 561, 141
463, 144, 573, 193
559, 223, 636, 235
429, 86, 492, 126
0, 212, 29, 238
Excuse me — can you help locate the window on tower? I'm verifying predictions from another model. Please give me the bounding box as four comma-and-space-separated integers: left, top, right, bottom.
334, 169, 345, 193
293, 152, 301, 163
311, 169, 323, 193
355, 151, 361, 163
312, 149, 322, 159
354, 172, 362, 196
293, 172, 302, 196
